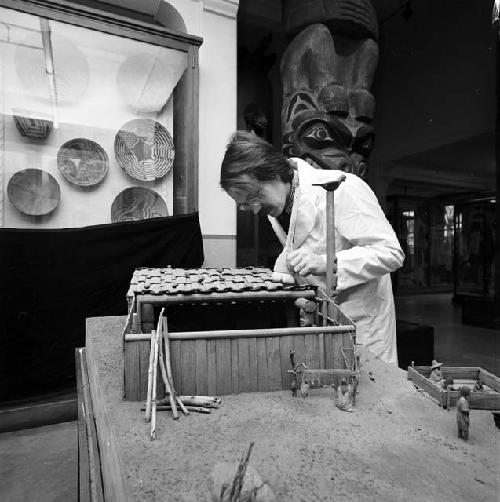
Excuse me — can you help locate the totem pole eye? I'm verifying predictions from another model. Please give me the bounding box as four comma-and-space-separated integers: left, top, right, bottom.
300, 122, 340, 150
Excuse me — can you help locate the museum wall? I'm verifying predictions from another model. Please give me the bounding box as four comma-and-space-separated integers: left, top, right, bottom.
198, 1, 239, 267
160, 0, 239, 267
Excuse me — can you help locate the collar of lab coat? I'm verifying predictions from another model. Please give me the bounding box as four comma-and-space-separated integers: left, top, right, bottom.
268, 158, 347, 250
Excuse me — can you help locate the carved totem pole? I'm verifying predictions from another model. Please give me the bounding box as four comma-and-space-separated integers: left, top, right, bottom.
281, 0, 379, 178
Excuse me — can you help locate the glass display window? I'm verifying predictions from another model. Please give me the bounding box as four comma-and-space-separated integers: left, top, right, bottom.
454, 196, 496, 299
0, 0, 201, 228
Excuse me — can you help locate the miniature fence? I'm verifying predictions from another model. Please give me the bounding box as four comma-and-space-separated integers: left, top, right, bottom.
407, 366, 500, 410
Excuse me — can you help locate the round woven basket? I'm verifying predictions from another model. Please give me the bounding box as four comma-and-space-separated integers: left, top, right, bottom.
15, 32, 89, 105
111, 187, 168, 223
114, 119, 174, 182
57, 138, 109, 187
116, 51, 187, 113
7, 168, 60, 216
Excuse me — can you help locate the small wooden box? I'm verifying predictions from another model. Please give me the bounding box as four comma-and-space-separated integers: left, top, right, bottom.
407, 366, 500, 411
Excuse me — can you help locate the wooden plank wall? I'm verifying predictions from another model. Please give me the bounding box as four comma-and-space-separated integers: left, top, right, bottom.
85, 345, 130, 502
124, 331, 354, 400
170, 333, 347, 396
407, 367, 444, 405
124, 339, 164, 402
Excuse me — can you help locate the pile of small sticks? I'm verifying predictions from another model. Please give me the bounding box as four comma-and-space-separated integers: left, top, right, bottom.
142, 308, 221, 440
142, 395, 221, 417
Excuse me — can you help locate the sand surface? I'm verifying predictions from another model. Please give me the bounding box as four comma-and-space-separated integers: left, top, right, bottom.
86, 316, 499, 502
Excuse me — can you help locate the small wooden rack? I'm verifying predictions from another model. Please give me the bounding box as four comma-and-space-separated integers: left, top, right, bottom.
407, 366, 500, 411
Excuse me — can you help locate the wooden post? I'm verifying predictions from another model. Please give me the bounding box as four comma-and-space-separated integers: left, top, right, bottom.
493, 10, 500, 327
325, 189, 337, 296
144, 331, 156, 423
314, 178, 346, 367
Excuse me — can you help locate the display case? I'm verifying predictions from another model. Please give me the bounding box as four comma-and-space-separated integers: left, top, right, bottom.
0, 0, 201, 228
387, 195, 454, 294
454, 195, 496, 300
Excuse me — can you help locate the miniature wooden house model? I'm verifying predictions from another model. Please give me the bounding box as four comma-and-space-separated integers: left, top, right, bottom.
123, 267, 358, 401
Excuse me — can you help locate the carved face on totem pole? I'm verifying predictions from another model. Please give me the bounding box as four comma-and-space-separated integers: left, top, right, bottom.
281, 0, 379, 178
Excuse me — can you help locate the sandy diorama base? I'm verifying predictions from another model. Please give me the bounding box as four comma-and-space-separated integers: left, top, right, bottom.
86, 317, 498, 502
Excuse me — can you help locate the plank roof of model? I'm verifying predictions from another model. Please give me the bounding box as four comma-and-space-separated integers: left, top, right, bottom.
128, 267, 312, 295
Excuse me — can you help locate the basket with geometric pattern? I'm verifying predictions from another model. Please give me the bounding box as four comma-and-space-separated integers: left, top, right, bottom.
114, 119, 174, 182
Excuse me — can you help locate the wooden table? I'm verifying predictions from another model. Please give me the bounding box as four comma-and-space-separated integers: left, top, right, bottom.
78, 316, 499, 502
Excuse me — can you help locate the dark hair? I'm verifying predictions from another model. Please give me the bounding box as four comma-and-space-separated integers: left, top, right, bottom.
220, 131, 294, 192
459, 386, 471, 397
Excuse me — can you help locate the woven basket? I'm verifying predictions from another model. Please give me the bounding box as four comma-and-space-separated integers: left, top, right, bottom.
111, 187, 168, 223
116, 51, 186, 113
114, 119, 174, 182
13, 115, 53, 139
15, 32, 89, 105
57, 138, 109, 187
7, 168, 60, 216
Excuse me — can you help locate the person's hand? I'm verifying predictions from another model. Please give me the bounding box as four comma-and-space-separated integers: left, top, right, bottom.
286, 249, 327, 276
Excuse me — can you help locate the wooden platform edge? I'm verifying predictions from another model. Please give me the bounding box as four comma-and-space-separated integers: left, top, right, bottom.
478, 368, 500, 392
84, 343, 129, 502
76, 348, 104, 502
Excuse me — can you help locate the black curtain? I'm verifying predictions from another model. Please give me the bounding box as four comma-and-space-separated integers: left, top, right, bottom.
0, 213, 203, 401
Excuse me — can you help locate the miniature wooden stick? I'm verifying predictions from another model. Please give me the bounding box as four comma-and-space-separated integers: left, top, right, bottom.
178, 397, 219, 408
156, 313, 179, 419
155, 309, 179, 419
158, 351, 179, 419
162, 316, 175, 387
174, 393, 190, 416
221, 442, 255, 501
178, 396, 221, 407
150, 329, 160, 440
144, 330, 156, 423
156, 396, 220, 408
141, 405, 211, 414
161, 317, 189, 416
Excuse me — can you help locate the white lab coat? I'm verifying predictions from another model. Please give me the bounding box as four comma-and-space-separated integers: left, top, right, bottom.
269, 158, 404, 365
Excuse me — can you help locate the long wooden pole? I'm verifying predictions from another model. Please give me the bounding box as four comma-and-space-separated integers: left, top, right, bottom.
136, 289, 316, 305
326, 190, 337, 296
125, 324, 355, 342
141, 405, 211, 414
150, 329, 160, 439
162, 317, 189, 415
155, 311, 179, 420
158, 351, 179, 419
144, 330, 156, 423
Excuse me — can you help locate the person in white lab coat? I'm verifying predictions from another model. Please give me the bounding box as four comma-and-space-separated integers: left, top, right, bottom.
220, 131, 405, 365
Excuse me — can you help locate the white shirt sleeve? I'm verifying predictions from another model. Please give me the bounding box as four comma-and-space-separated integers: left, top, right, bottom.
334, 175, 405, 291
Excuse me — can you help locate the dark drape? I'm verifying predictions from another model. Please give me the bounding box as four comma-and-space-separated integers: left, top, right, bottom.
0, 213, 203, 401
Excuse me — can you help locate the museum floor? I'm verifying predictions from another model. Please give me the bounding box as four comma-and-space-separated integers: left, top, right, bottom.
0, 293, 498, 502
